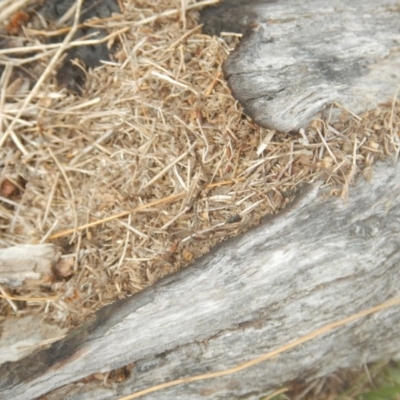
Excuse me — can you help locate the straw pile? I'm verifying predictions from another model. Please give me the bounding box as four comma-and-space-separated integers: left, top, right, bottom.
0, 0, 399, 329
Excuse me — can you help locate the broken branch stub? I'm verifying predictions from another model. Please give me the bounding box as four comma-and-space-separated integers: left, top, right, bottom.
0, 243, 61, 287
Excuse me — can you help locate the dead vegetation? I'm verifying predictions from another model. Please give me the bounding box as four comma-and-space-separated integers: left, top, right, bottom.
0, 0, 399, 332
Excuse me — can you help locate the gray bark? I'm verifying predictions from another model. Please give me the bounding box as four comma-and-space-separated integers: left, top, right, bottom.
0, 160, 400, 400
0, 315, 67, 364
202, 0, 400, 132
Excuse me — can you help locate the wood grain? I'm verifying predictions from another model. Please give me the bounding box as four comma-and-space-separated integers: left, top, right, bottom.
205, 0, 400, 131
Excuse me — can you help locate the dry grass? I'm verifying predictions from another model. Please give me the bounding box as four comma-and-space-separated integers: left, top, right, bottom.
266, 360, 400, 400
0, 0, 399, 334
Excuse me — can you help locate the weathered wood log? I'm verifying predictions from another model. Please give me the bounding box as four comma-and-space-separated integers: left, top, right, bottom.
201, 0, 400, 132
0, 243, 60, 287
0, 160, 400, 400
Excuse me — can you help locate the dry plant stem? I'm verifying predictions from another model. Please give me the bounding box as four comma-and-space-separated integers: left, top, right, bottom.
47, 148, 78, 242
0, 29, 129, 69
180, 0, 187, 29
0, 64, 12, 110
131, 0, 220, 27
160, 24, 202, 57
292, 380, 320, 400
26, 26, 81, 37
0, 284, 17, 312
263, 387, 290, 400
118, 296, 400, 400
341, 137, 358, 200
39, 219, 60, 244
0, 28, 128, 57
141, 143, 196, 190
116, 214, 131, 270
316, 125, 338, 164
42, 172, 60, 227
150, 71, 198, 95
0, 0, 31, 21
2, 50, 58, 67
334, 103, 362, 121
0, 0, 84, 152
58, 0, 78, 25
0, 294, 58, 302
363, 364, 374, 388
389, 89, 400, 162
204, 70, 222, 96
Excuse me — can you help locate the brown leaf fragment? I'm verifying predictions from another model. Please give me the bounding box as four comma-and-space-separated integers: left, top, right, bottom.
1, 179, 18, 198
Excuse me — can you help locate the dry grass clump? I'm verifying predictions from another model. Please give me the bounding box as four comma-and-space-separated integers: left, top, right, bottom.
0, 0, 399, 328
267, 360, 400, 400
